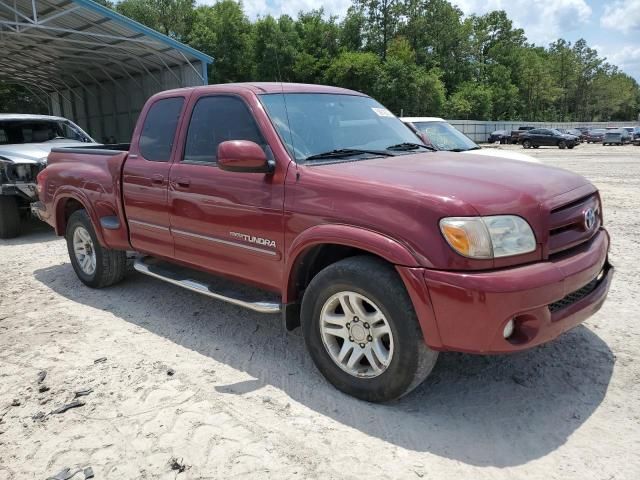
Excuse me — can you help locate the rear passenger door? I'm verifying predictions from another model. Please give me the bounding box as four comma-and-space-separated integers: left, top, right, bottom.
123, 95, 186, 258
167, 94, 286, 291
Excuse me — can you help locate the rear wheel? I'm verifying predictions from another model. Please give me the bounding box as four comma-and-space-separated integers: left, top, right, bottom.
559, 140, 567, 149
0, 196, 21, 239
66, 209, 127, 288
522, 139, 532, 149
301, 256, 439, 402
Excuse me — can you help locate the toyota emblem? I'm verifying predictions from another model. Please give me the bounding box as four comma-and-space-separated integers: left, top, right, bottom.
583, 207, 597, 231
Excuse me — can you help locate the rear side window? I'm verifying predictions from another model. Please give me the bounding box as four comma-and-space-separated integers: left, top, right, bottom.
183, 96, 264, 164
139, 97, 184, 162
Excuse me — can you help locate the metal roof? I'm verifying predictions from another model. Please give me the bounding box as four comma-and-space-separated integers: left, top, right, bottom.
0, 0, 213, 95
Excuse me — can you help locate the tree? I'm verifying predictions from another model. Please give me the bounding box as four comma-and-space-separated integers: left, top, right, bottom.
447, 82, 492, 119
115, 0, 195, 40
251, 15, 300, 81
324, 51, 382, 96
356, 0, 402, 59
188, 1, 252, 83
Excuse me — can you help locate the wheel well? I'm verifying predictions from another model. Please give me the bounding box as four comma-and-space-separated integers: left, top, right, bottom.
57, 198, 84, 234
284, 244, 393, 330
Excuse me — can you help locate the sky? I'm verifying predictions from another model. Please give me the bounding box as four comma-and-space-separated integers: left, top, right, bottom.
203, 0, 640, 82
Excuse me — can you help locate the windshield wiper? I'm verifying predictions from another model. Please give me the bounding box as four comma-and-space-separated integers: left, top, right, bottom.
449, 147, 479, 152
386, 142, 436, 152
304, 148, 393, 162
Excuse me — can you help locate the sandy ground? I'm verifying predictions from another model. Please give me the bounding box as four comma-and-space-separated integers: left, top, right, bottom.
1, 143, 639, 479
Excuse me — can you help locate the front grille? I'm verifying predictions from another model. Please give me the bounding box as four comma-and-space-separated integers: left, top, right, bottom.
548, 193, 600, 255
548, 277, 600, 313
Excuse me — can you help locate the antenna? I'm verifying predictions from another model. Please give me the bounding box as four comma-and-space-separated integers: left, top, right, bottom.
273, 44, 298, 164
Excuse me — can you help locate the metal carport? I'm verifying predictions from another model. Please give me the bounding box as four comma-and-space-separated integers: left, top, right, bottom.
0, 0, 213, 142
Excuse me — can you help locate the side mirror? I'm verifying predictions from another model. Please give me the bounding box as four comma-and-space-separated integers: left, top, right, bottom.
217, 140, 274, 174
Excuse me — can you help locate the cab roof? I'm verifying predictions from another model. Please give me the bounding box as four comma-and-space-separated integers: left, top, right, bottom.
160, 83, 367, 97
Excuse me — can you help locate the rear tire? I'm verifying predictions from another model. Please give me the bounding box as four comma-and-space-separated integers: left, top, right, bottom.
0, 196, 21, 239
66, 209, 127, 288
301, 256, 438, 402
559, 140, 567, 149
522, 139, 531, 149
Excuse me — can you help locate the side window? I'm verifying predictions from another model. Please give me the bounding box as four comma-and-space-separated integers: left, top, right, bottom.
139, 97, 184, 162
183, 96, 264, 164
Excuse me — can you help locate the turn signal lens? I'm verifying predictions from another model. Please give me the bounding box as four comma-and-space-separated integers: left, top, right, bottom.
441, 224, 471, 255
439, 217, 492, 258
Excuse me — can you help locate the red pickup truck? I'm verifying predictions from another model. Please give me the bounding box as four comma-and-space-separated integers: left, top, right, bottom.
34, 83, 613, 402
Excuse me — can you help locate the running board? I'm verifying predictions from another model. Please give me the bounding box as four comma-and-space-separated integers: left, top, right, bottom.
133, 256, 281, 314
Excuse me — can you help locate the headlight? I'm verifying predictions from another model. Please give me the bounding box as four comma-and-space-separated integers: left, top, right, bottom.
440, 215, 536, 259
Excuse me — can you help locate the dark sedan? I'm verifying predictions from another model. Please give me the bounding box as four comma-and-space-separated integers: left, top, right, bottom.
519, 128, 579, 149
585, 129, 606, 143
488, 129, 510, 143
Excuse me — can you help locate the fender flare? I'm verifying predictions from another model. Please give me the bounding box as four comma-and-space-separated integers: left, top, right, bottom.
53, 189, 106, 247
283, 224, 421, 303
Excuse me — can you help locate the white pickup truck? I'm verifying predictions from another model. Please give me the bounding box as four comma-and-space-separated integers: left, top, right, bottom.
0, 114, 95, 238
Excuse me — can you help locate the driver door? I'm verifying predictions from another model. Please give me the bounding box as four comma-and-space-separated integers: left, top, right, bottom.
167, 93, 286, 291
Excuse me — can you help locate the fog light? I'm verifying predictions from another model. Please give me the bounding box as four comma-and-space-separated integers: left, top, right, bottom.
503, 319, 515, 339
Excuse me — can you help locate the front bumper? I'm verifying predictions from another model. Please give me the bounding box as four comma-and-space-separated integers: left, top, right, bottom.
0, 182, 38, 200
31, 200, 48, 222
403, 229, 612, 354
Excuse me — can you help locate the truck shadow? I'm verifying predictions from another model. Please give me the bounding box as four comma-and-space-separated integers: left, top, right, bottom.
0, 218, 57, 245
34, 263, 615, 468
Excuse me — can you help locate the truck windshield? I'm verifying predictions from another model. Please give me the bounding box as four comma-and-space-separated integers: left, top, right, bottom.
0, 119, 92, 145
259, 93, 423, 162
411, 121, 479, 152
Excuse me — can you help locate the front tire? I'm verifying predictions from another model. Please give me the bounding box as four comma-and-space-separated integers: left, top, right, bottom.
559, 140, 567, 149
66, 210, 127, 288
301, 256, 438, 402
522, 139, 532, 149
0, 196, 21, 239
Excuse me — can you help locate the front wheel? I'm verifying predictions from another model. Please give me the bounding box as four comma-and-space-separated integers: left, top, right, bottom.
559, 140, 567, 149
66, 209, 127, 288
522, 139, 532, 149
301, 256, 439, 402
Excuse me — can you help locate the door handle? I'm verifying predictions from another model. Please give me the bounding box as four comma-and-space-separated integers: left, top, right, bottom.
176, 178, 191, 188
151, 174, 164, 185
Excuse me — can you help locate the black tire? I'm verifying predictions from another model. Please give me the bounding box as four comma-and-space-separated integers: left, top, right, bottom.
558, 140, 567, 149
568, 145, 575, 149
522, 139, 532, 149
66, 209, 127, 288
0, 196, 21, 239
301, 256, 439, 402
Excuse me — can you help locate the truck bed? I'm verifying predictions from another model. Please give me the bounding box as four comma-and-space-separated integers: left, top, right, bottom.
39, 144, 131, 250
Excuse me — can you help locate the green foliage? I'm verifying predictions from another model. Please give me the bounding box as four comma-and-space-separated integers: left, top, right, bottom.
2, 0, 639, 121
115, 0, 195, 40
0, 84, 47, 114
188, 1, 252, 83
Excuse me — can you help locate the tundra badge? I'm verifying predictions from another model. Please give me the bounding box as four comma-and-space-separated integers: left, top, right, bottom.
230, 232, 276, 248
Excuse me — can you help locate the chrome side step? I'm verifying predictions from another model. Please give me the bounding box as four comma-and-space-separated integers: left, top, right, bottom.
133, 256, 281, 314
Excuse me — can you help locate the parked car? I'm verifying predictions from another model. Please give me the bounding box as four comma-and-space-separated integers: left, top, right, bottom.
620, 127, 633, 143
603, 130, 626, 145
632, 127, 640, 145
566, 128, 585, 142
487, 129, 510, 143
0, 114, 95, 238
585, 129, 606, 143
402, 118, 539, 163
510, 126, 535, 144
519, 128, 579, 149
34, 83, 613, 402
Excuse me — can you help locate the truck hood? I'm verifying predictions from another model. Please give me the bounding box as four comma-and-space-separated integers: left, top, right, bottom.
461, 147, 540, 163
0, 140, 96, 165
318, 151, 591, 216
